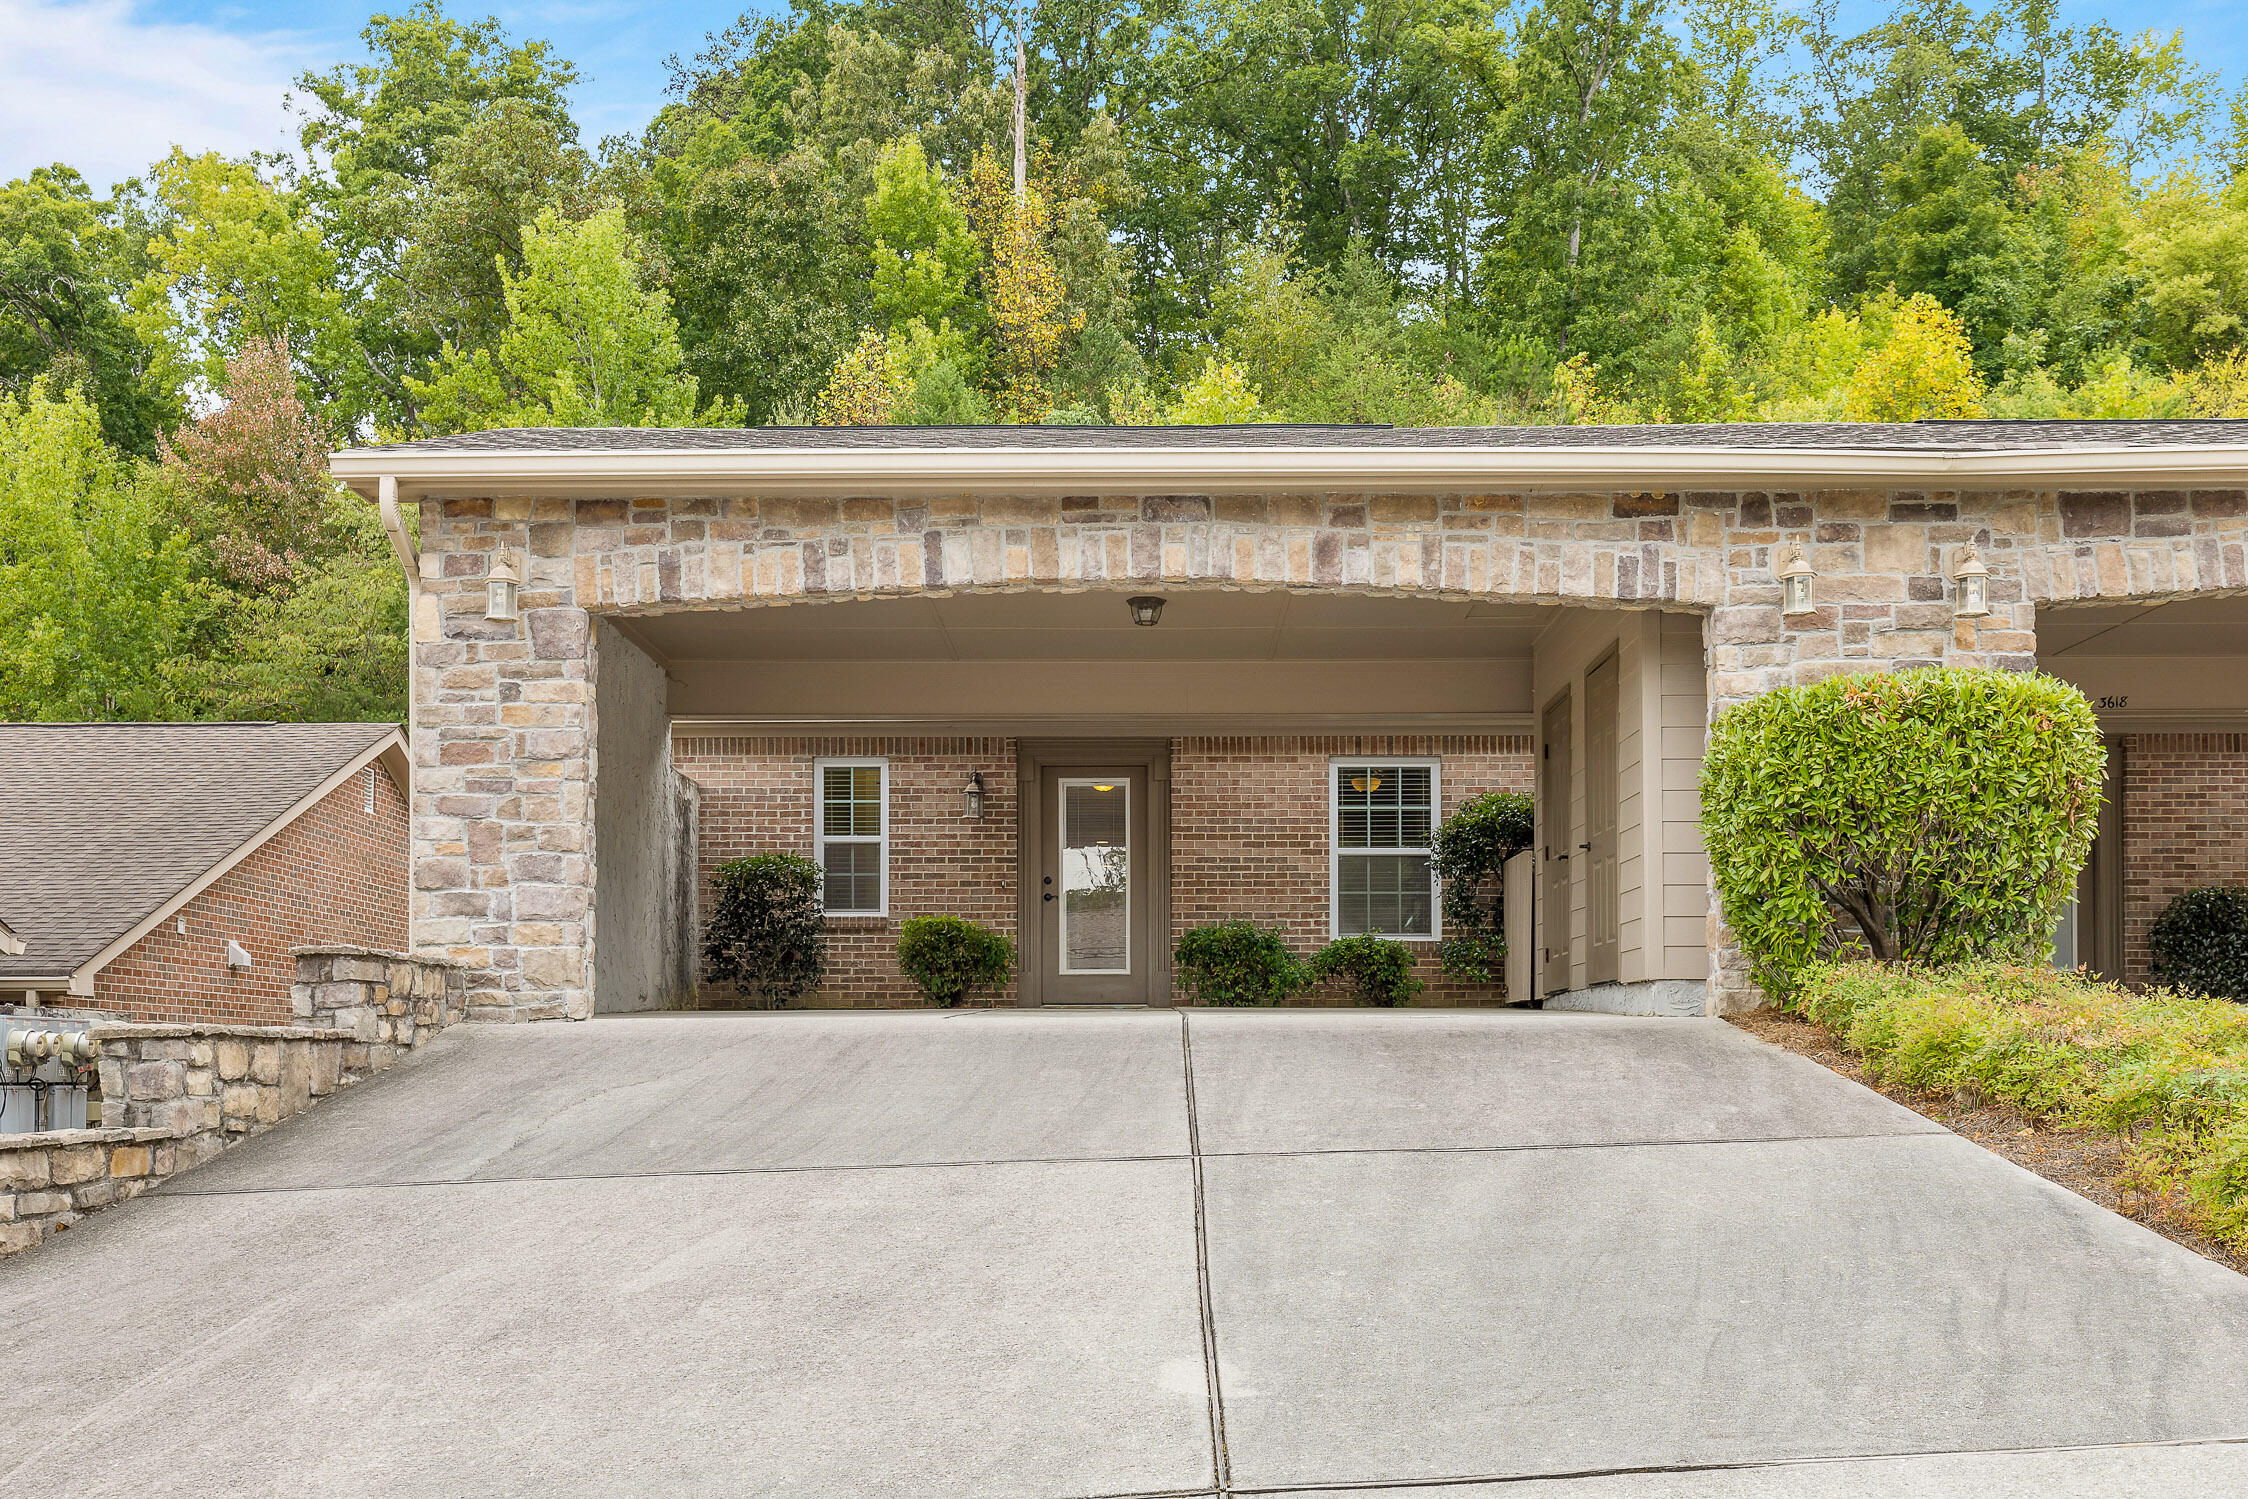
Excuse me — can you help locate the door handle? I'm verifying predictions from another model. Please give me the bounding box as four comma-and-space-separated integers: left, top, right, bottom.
1043, 893, 1055, 902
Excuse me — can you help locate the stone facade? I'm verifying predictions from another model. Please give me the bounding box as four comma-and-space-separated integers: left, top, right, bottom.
91, 769, 411, 1025
0, 947, 465, 1258
409, 485, 2248, 1018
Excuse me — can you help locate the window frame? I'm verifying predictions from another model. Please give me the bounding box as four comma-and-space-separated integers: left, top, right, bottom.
813, 757, 890, 917
1327, 755, 1442, 942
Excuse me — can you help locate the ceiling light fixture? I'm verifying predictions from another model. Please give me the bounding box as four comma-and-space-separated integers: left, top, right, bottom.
1126, 595, 1166, 627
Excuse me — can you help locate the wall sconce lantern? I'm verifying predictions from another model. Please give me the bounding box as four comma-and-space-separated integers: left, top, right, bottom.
1126, 594, 1166, 627
1952, 544, 1991, 619
962, 771, 988, 821
1776, 543, 1816, 616
486, 555, 522, 622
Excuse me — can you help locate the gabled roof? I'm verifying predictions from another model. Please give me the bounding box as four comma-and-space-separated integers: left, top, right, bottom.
332, 419, 2248, 500
0, 722, 406, 988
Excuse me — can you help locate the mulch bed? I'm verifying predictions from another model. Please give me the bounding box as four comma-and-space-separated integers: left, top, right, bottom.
1727, 1007, 2248, 1277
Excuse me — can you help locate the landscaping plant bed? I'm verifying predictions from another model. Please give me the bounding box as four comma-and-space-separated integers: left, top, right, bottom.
1730, 985, 2248, 1278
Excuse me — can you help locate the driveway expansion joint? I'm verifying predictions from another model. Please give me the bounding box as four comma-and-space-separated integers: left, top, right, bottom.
1181, 1011, 1234, 1495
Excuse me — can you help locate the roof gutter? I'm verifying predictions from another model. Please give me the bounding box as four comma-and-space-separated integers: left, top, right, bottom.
332, 441, 2248, 500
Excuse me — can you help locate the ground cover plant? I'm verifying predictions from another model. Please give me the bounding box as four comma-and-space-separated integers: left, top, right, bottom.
1431, 790, 1534, 986
896, 914, 1016, 1005
1701, 667, 2105, 998
2150, 887, 2248, 1002
1307, 935, 1426, 1007
703, 852, 826, 1006
1173, 921, 1304, 1005
1793, 960, 2248, 1252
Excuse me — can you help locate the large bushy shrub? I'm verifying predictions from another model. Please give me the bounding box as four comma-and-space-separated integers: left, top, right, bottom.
1307, 935, 1426, 1007
2151, 887, 2248, 1002
1701, 668, 2104, 997
703, 853, 826, 1007
1794, 960, 2248, 1250
1430, 790, 1534, 984
897, 915, 1017, 1006
1174, 922, 1303, 1006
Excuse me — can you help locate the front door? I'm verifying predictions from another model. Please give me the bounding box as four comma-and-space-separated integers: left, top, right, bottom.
1039, 765, 1151, 1004
1584, 654, 1621, 985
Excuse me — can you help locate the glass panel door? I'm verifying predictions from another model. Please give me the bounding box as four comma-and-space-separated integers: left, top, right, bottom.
1060, 779, 1130, 973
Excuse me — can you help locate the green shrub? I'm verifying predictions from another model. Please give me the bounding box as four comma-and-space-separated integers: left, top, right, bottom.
704, 853, 826, 1007
1174, 922, 1304, 1006
1701, 667, 2104, 998
1307, 935, 1426, 1007
1431, 790, 1534, 985
2150, 887, 2248, 1002
1794, 960, 2248, 1250
896, 915, 1016, 1006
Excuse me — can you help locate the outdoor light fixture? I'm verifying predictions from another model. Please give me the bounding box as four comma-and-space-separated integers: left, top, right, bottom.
1776, 543, 1816, 616
1952, 544, 1991, 619
963, 771, 987, 821
486, 556, 522, 622
1127, 594, 1166, 627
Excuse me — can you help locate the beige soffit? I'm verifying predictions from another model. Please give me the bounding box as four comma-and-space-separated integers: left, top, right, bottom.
333, 442, 2248, 499
56, 731, 410, 997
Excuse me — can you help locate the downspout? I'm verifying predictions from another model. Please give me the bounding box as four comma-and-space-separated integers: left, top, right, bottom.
378, 475, 420, 954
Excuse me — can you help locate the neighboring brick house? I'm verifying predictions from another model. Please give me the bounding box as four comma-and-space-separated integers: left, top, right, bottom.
0, 723, 410, 1025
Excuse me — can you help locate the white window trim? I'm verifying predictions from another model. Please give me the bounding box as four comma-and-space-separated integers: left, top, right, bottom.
814, 757, 889, 917
1328, 755, 1442, 942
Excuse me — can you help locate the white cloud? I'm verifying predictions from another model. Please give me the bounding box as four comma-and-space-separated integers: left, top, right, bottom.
0, 0, 335, 190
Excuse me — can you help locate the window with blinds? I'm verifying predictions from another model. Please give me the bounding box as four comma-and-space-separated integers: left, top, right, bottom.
815, 760, 887, 914
1331, 760, 1438, 938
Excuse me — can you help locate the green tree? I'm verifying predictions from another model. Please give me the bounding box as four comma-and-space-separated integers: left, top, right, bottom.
0, 383, 198, 719
0, 167, 175, 455
1844, 289, 1987, 419
2131, 174, 2248, 370
409, 208, 742, 431
866, 136, 982, 329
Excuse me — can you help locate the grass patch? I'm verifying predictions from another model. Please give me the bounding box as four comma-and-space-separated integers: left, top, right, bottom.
1795, 961, 2248, 1251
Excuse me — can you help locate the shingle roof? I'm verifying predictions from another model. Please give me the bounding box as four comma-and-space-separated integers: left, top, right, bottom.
346, 419, 2248, 456
0, 722, 400, 983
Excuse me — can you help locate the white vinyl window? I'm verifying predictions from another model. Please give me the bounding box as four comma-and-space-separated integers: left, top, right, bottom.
1330, 758, 1440, 940
814, 759, 888, 915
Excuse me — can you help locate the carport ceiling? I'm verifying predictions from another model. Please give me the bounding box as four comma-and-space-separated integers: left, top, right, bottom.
2037, 596, 2248, 657
621, 592, 1557, 662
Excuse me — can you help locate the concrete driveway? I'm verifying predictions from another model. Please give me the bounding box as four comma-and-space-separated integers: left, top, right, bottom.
6, 1008, 2248, 1498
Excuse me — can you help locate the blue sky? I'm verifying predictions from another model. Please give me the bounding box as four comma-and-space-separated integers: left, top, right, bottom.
3, 0, 2243, 192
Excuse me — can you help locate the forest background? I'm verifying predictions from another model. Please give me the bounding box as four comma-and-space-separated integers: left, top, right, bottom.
8, 0, 2248, 723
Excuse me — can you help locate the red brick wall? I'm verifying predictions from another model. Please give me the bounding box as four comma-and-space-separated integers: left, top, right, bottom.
675, 737, 1019, 1006
2122, 733, 2248, 985
1171, 735, 1535, 1003
93, 764, 410, 1024
682, 734, 1534, 1006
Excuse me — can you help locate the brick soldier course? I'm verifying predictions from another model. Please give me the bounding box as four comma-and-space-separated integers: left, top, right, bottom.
334, 424, 2248, 1019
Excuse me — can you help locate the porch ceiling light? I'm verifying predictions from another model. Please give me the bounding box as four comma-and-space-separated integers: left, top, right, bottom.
1776, 543, 1816, 617
1952, 544, 1991, 619
963, 771, 987, 821
1126, 594, 1166, 627
486, 555, 522, 622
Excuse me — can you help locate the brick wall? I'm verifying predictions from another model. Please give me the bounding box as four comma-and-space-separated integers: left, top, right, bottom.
675, 737, 1018, 1006
2122, 733, 2248, 985
683, 734, 1533, 1006
92, 766, 410, 1025
1170, 735, 1535, 1003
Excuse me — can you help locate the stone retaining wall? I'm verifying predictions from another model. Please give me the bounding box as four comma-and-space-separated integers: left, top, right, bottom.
0, 947, 465, 1257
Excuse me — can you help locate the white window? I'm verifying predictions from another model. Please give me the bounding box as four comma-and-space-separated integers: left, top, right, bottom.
1330, 758, 1440, 940
815, 759, 888, 915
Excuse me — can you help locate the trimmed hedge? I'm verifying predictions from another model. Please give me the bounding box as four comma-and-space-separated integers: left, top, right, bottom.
704, 853, 826, 1007
2150, 887, 2248, 1002
1307, 935, 1425, 1007
896, 915, 1016, 1006
1795, 960, 2248, 1250
1174, 922, 1303, 1006
1702, 667, 2104, 997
